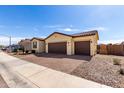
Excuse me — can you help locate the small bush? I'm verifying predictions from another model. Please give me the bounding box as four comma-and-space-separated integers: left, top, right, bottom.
32, 50, 36, 53
119, 68, 124, 75
13, 49, 17, 52
113, 58, 121, 65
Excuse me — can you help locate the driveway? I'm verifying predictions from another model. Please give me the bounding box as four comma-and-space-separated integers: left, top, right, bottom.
0, 75, 8, 88
12, 53, 91, 74
0, 52, 110, 88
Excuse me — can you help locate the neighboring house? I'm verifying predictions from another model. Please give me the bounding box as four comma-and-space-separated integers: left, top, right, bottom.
18, 39, 32, 52
45, 30, 99, 56
11, 44, 22, 52
31, 37, 45, 53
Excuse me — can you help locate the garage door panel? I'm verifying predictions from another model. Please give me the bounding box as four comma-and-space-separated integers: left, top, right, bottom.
48, 42, 67, 54
75, 41, 90, 55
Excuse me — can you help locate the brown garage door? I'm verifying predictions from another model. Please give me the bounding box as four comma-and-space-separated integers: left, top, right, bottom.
75, 41, 90, 55
48, 42, 67, 54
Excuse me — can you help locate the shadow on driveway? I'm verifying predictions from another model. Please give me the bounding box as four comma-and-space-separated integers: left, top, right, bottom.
33, 53, 92, 61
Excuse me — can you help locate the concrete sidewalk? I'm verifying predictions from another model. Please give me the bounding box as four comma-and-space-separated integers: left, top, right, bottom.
0, 52, 111, 88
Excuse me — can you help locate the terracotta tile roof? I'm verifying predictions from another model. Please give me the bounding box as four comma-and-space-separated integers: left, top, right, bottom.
45, 30, 98, 40
71, 30, 98, 37
19, 39, 31, 45
20, 39, 31, 43
31, 37, 44, 41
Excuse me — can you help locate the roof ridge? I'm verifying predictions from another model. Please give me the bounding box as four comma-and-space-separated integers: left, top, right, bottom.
31, 37, 45, 41
45, 30, 98, 40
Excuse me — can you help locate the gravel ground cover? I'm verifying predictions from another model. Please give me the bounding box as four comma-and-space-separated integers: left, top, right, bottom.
71, 55, 124, 88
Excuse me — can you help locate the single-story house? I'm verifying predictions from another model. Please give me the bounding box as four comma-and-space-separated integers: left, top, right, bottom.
31, 37, 45, 53
45, 30, 99, 56
18, 39, 32, 52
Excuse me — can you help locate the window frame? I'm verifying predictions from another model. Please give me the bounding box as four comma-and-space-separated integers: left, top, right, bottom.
33, 41, 37, 48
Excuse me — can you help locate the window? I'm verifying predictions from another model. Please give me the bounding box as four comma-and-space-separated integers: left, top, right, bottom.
33, 42, 37, 48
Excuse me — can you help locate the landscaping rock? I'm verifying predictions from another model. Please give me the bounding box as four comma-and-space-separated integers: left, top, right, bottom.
71, 55, 124, 88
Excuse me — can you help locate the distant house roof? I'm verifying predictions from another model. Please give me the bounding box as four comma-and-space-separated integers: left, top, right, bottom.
31, 37, 44, 41
71, 30, 98, 37
45, 30, 99, 40
19, 39, 31, 43
18, 39, 31, 45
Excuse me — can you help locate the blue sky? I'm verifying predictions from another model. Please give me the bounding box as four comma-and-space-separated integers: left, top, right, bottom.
0, 5, 124, 45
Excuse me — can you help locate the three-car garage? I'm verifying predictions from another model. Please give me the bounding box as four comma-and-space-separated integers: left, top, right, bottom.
45, 31, 99, 56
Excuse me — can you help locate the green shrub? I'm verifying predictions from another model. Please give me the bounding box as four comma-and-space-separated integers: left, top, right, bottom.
113, 58, 121, 65
18, 47, 23, 50
13, 49, 17, 52
18, 47, 24, 52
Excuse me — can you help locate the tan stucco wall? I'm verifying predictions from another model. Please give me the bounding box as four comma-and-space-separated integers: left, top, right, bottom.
45, 33, 72, 55
31, 39, 45, 53
24, 43, 32, 51
72, 35, 98, 56
45, 33, 98, 56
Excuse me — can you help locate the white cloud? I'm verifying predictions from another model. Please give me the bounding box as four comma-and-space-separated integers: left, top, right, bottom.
84, 26, 107, 32
98, 39, 124, 44
64, 28, 72, 31
0, 36, 26, 46
44, 24, 74, 29
44, 24, 79, 32
95, 27, 106, 31
57, 28, 80, 32
38, 36, 46, 38
56, 26, 106, 32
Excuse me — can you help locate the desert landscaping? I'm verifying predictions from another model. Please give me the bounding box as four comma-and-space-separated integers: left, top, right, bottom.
9, 53, 124, 88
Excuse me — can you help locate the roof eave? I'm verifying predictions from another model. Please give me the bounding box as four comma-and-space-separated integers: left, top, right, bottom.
72, 34, 96, 38
45, 32, 72, 40
31, 37, 44, 41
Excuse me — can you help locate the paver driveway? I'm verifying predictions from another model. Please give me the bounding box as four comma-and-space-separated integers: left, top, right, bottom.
0, 51, 110, 88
